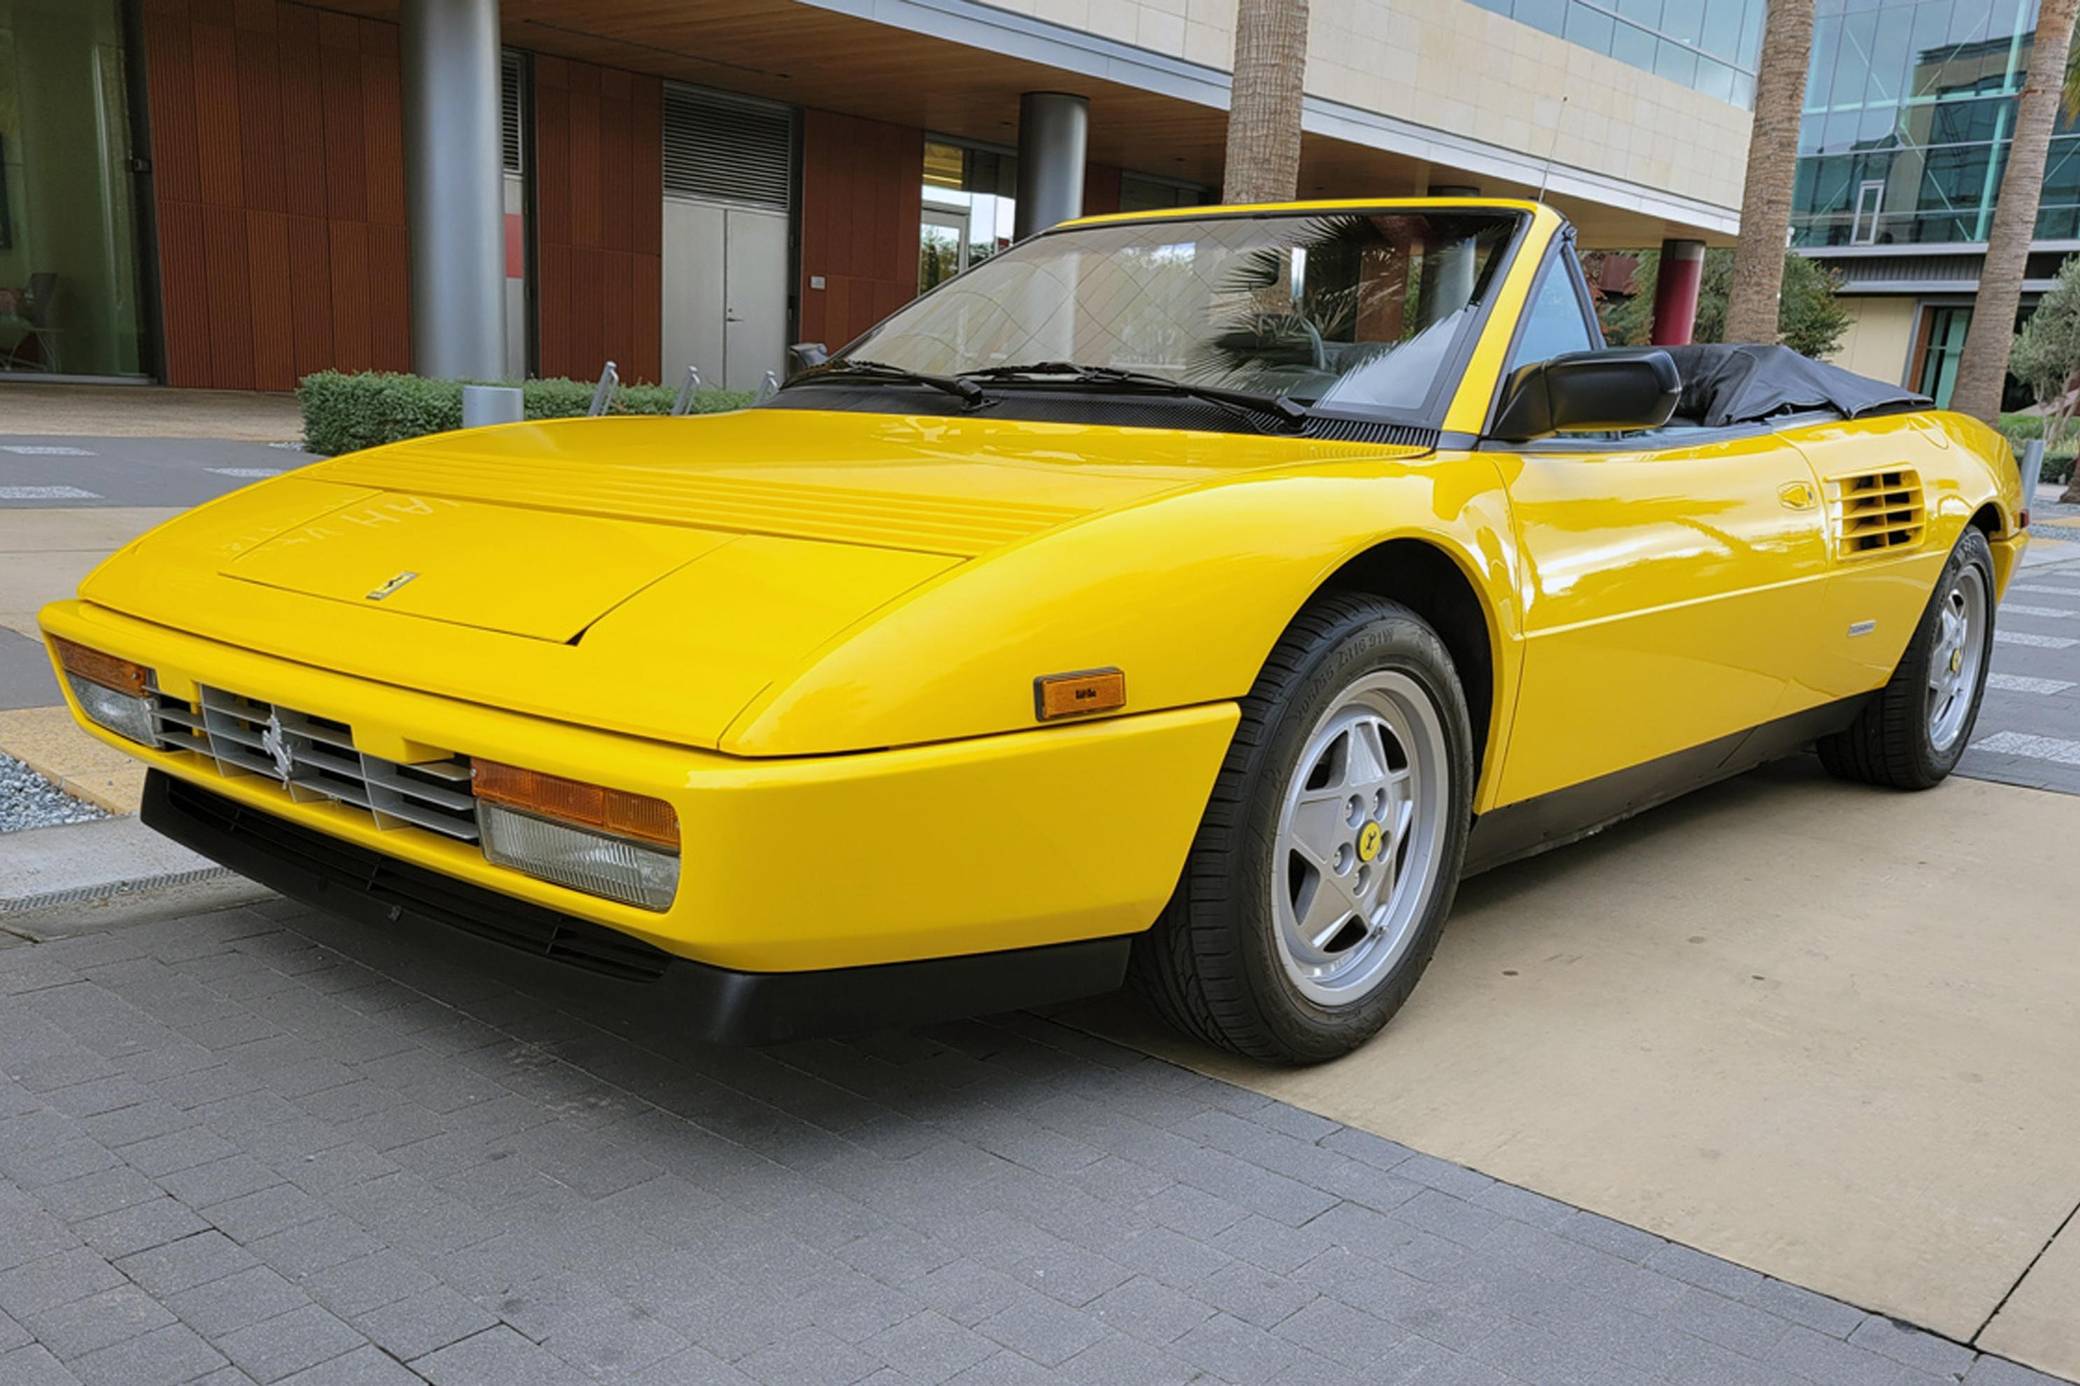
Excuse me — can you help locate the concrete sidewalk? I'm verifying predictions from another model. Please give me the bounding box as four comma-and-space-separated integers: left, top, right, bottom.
0, 385, 302, 443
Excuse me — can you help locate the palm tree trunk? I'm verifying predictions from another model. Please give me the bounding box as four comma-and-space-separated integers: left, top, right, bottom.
1222, 0, 1310, 205
1953, 0, 2080, 423
1723, 0, 1816, 344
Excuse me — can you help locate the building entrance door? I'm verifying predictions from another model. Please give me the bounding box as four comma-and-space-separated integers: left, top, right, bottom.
663, 201, 788, 393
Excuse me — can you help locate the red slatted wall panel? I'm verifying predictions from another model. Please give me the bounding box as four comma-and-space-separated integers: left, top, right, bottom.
141, 0, 409, 389
798, 109, 923, 350
532, 57, 661, 384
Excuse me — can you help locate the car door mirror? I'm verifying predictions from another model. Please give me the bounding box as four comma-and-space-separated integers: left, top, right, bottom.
1491, 348, 1681, 442
789, 342, 830, 373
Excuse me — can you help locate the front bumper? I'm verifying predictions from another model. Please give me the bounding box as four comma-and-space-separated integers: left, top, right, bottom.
41, 599, 1237, 973
145, 772, 1130, 1044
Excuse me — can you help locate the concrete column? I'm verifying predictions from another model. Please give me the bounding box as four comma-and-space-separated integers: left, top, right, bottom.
401, 0, 507, 380
1650, 238, 1707, 346
1013, 93, 1089, 241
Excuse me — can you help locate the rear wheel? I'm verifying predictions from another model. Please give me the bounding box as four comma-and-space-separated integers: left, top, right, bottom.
1130, 592, 1473, 1063
1817, 527, 1995, 789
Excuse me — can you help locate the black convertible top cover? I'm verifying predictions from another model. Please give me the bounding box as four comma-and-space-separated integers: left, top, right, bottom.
1662, 343, 1931, 428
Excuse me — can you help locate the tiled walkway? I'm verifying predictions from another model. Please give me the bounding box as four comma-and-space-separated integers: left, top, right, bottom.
0, 888, 2065, 1386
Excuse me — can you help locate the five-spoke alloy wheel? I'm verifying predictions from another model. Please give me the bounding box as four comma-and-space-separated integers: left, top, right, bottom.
1819, 526, 1996, 789
1130, 592, 1473, 1063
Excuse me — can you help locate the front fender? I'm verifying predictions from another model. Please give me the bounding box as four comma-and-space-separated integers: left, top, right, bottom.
723, 451, 1523, 759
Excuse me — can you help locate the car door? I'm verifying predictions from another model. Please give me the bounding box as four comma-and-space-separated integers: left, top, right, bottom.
1484, 252, 1835, 808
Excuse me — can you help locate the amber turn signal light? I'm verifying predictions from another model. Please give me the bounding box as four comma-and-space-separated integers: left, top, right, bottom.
472, 761, 679, 849
1034, 668, 1126, 721
50, 635, 151, 697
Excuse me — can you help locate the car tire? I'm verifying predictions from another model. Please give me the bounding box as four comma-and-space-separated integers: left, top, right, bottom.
1129, 591, 1474, 1064
1817, 526, 1996, 790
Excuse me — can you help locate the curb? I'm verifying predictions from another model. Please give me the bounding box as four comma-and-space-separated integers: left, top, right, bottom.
0, 815, 231, 916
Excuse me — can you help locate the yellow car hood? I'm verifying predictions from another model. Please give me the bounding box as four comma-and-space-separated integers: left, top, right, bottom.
82, 410, 1402, 751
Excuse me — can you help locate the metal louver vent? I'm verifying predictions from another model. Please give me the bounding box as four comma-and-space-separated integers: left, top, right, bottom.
501, 51, 524, 175
1829, 467, 1926, 558
154, 686, 480, 842
663, 85, 791, 210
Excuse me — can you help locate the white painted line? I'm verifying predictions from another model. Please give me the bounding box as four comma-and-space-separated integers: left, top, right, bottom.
0, 485, 100, 500
1987, 673, 2078, 695
1973, 731, 2080, 766
1996, 630, 2079, 649
0, 444, 93, 456
2007, 584, 2080, 597
206, 467, 282, 479
2000, 603, 2075, 619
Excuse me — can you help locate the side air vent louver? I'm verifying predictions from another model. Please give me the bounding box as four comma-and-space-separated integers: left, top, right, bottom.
1829, 467, 1926, 558
664, 85, 791, 210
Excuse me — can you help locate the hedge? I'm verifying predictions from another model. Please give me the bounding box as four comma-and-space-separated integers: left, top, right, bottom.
1996, 412, 2078, 486
298, 371, 757, 456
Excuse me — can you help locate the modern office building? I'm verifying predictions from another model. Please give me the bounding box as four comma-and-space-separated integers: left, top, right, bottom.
1798, 0, 2070, 407
1, 0, 1762, 394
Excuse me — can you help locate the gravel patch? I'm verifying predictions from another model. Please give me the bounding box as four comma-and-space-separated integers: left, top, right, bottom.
0, 753, 108, 832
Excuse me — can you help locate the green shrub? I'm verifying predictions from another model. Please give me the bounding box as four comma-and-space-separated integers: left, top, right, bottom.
298, 372, 756, 456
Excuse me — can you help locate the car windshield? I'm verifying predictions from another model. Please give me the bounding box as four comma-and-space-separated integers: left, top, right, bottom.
838, 208, 1523, 420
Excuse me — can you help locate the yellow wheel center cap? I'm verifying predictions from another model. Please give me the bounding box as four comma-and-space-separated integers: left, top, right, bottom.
1951, 648, 1964, 674
1357, 821, 1385, 863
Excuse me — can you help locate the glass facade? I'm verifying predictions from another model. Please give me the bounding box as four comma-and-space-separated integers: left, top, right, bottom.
1464, 0, 1763, 107
0, 0, 147, 378
1791, 0, 2080, 248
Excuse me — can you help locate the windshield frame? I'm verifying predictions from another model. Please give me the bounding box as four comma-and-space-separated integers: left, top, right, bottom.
825, 202, 1537, 432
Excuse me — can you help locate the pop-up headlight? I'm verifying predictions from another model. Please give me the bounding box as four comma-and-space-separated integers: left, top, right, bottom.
472, 761, 680, 911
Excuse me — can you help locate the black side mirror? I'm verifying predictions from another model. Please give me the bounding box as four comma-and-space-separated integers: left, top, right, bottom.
789, 342, 830, 373
1491, 348, 1681, 442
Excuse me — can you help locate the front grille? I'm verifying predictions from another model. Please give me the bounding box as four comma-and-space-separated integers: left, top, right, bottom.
151, 686, 480, 842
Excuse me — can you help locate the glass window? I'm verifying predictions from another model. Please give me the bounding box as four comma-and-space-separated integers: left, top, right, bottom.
0, 0, 146, 379
1515, 0, 1569, 38
919, 138, 1018, 294
1655, 38, 1699, 85
1564, 0, 1617, 53
1660, 0, 1706, 46
1508, 258, 1598, 374
1611, 19, 1659, 69
847, 210, 1523, 420
1917, 306, 1970, 406
1699, 0, 1744, 60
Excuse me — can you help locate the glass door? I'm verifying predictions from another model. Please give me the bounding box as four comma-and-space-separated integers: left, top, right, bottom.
0, 0, 147, 379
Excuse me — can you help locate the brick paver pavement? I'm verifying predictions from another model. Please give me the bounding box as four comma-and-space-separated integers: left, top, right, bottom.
0, 891, 2067, 1386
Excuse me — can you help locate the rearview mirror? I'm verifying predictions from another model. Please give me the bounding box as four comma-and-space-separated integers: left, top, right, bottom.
1490, 348, 1681, 442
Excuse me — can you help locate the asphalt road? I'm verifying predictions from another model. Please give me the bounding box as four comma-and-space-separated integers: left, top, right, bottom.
0, 435, 314, 510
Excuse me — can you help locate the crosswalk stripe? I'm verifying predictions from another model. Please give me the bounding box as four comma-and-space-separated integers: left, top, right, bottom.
206, 467, 282, 479
0, 444, 93, 456
2001, 603, 2076, 619
2007, 584, 2080, 598
1987, 673, 2078, 695
0, 485, 99, 500
1996, 630, 2079, 649
1973, 731, 2080, 766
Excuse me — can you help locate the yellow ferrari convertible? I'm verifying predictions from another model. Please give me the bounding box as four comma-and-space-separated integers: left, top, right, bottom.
42, 199, 2025, 1062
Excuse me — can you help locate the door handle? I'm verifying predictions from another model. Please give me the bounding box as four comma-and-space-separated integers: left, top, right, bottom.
725, 311, 744, 323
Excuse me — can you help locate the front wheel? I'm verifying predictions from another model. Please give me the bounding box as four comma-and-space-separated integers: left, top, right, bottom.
1130, 593, 1473, 1063
1818, 527, 1995, 789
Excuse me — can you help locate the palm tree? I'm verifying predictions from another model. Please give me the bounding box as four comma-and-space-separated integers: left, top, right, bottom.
1953, 0, 2080, 422
1723, 0, 1816, 344
1222, 0, 1310, 204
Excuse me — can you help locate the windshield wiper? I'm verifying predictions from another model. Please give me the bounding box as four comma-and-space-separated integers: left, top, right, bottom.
785, 359, 990, 408
960, 363, 1310, 431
